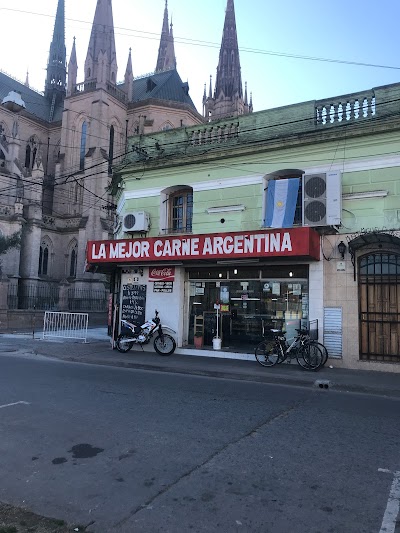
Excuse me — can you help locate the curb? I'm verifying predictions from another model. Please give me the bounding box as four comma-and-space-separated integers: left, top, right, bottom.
29, 349, 400, 399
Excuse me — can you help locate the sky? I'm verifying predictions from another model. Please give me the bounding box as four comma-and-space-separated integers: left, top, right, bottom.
1, 0, 400, 115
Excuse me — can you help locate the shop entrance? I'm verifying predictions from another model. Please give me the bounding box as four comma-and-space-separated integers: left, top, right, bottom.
187, 266, 309, 351
359, 253, 400, 362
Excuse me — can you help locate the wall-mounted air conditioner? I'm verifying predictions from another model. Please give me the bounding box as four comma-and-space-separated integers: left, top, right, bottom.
302, 171, 341, 227
122, 211, 150, 233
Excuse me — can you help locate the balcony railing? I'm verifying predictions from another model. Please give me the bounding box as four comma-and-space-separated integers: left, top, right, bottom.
315, 90, 376, 126
122, 82, 400, 167
188, 121, 240, 146
72, 79, 127, 104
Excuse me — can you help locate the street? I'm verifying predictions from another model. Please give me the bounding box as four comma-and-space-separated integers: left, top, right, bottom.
0, 352, 399, 532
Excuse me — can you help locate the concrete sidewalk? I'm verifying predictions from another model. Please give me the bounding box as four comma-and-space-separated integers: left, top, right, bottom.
1, 329, 399, 398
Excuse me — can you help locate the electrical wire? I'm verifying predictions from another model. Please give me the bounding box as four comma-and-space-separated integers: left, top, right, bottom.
1, 7, 400, 72
119, 109, 400, 177
0, 148, 131, 212
2, 84, 400, 214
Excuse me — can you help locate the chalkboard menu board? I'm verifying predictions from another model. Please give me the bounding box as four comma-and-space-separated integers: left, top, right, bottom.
121, 284, 147, 324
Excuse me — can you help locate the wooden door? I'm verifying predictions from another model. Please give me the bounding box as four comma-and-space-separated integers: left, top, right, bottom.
359, 253, 400, 361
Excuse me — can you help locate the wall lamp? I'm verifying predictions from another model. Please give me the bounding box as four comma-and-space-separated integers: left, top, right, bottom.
338, 241, 347, 259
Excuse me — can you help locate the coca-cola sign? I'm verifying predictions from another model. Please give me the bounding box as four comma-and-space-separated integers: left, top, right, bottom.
149, 267, 175, 282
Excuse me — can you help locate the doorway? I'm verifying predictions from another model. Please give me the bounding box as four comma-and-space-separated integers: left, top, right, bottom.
359, 253, 400, 361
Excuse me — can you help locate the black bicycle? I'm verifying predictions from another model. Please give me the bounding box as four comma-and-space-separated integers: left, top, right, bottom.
255, 328, 325, 371
296, 327, 328, 367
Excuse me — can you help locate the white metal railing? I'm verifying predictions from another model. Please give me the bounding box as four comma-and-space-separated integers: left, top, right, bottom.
43, 311, 89, 342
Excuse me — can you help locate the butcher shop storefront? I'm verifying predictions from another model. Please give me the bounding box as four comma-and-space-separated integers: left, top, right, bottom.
87, 227, 321, 352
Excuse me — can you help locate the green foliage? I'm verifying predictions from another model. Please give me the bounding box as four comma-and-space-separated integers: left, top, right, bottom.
0, 231, 21, 256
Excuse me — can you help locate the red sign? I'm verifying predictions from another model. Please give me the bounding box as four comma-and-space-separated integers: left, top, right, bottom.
87, 228, 320, 264
149, 267, 175, 281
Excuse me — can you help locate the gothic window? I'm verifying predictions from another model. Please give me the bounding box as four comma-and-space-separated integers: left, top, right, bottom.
0, 124, 7, 167
70, 248, 77, 277
87, 68, 91, 78
79, 121, 87, 171
53, 139, 61, 162
0, 123, 7, 146
67, 241, 78, 278
38, 246, 49, 276
111, 72, 116, 83
108, 125, 114, 175
24, 137, 39, 170
25, 145, 31, 168
161, 122, 173, 131
38, 237, 53, 277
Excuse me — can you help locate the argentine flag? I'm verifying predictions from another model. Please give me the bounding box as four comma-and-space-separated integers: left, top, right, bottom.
265, 178, 300, 228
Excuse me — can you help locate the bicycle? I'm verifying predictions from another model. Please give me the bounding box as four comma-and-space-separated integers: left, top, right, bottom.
295, 328, 329, 367
254, 328, 324, 371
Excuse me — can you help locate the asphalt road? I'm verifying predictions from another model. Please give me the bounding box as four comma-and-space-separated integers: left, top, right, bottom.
0, 352, 399, 533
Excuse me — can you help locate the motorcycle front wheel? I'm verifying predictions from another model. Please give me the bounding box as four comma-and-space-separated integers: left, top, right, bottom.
116, 334, 134, 353
154, 334, 176, 356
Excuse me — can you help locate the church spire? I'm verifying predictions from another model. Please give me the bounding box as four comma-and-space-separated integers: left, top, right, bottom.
84, 0, 118, 88
67, 37, 78, 96
205, 0, 251, 120
155, 1, 176, 72
124, 48, 134, 102
44, 0, 66, 102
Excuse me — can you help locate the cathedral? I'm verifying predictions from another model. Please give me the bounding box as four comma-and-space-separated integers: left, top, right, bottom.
0, 0, 251, 310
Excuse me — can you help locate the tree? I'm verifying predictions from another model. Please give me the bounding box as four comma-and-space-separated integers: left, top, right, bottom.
0, 231, 21, 274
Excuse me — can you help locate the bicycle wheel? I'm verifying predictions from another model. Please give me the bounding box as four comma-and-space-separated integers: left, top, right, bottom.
296, 343, 323, 371
154, 334, 176, 356
255, 340, 280, 367
313, 341, 329, 366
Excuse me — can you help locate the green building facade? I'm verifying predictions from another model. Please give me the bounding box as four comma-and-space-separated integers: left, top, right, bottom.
88, 82, 400, 371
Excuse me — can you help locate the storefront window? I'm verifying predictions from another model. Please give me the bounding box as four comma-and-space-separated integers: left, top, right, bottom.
188, 266, 309, 350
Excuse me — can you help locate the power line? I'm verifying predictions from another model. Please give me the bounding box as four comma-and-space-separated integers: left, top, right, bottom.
2, 96, 400, 213
1, 7, 400, 72
120, 95, 400, 164
0, 112, 120, 150
0, 147, 132, 212
115, 106, 400, 182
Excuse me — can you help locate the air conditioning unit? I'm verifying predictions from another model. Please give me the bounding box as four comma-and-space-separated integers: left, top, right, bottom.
302, 171, 341, 227
122, 211, 150, 233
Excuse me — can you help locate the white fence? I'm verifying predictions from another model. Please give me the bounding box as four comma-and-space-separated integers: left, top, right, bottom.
43, 311, 89, 342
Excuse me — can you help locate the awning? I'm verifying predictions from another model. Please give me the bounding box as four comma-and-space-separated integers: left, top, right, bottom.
347, 231, 400, 280
348, 232, 400, 253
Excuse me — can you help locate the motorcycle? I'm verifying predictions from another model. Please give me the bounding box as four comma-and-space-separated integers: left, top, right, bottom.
115, 309, 176, 356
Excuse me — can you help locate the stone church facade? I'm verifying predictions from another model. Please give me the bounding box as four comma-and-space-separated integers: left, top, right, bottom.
0, 0, 251, 313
